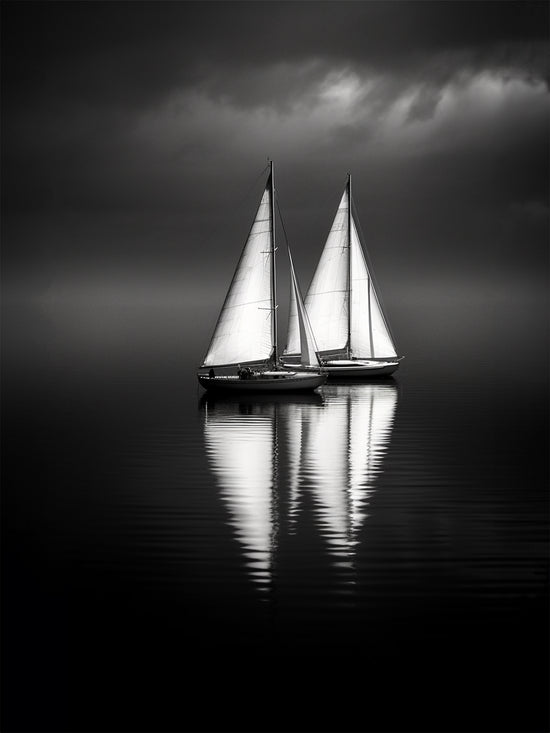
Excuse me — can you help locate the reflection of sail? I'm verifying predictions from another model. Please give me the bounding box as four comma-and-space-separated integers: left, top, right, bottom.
304, 383, 398, 561
348, 384, 398, 533
204, 402, 275, 591
304, 396, 352, 556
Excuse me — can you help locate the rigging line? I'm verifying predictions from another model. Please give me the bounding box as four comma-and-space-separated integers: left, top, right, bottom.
351, 194, 399, 351
273, 190, 290, 251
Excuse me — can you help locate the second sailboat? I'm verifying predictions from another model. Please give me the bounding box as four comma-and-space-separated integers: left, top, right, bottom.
285, 175, 402, 377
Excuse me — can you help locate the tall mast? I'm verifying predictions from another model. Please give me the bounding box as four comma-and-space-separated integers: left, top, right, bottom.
269, 160, 279, 366
347, 173, 352, 359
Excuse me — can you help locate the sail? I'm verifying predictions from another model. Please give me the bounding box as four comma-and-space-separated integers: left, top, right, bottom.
202, 185, 273, 367
290, 182, 398, 359
286, 247, 320, 367
350, 218, 398, 358
287, 190, 350, 355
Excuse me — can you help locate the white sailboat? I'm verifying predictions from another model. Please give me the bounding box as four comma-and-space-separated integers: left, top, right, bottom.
198, 162, 326, 392
285, 175, 402, 377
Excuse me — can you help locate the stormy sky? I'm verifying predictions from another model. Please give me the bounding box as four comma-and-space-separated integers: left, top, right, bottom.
2, 1, 549, 364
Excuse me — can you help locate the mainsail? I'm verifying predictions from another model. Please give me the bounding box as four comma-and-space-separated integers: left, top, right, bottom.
285, 182, 398, 360
202, 185, 274, 367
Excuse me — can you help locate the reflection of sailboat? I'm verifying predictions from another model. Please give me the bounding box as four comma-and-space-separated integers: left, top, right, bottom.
285, 175, 402, 378
201, 383, 397, 588
303, 383, 398, 558
202, 392, 324, 592
198, 162, 326, 393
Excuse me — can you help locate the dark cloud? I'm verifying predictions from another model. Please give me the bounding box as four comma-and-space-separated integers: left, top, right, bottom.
3, 1, 548, 106
1, 0, 548, 320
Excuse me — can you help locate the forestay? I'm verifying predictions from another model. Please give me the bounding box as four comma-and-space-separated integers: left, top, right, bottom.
202, 186, 273, 367
286, 247, 321, 367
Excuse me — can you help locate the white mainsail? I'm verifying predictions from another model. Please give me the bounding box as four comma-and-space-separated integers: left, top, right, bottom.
285, 183, 397, 359
202, 185, 273, 367
286, 247, 321, 367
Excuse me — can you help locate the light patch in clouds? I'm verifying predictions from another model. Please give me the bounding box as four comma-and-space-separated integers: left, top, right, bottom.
318, 69, 368, 110
133, 65, 549, 167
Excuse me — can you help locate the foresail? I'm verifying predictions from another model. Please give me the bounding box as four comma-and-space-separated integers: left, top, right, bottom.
203, 187, 273, 366
350, 216, 398, 358
285, 268, 300, 356
286, 248, 320, 367
302, 189, 350, 354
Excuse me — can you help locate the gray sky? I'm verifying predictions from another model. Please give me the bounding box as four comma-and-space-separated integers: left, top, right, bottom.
2, 1, 548, 360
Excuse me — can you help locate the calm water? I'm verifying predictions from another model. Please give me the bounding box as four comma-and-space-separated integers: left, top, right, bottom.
3, 311, 548, 732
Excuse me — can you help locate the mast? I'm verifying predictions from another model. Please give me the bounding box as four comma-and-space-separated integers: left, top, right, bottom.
269, 160, 279, 366
350, 175, 375, 358
368, 274, 374, 357
347, 173, 352, 359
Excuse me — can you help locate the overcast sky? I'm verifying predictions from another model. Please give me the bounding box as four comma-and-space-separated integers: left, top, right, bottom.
2, 1, 548, 359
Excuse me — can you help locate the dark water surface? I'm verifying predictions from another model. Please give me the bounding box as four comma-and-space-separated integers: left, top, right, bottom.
2, 307, 548, 732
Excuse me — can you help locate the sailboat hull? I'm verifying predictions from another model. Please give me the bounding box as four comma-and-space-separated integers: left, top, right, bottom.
198, 373, 327, 393
323, 360, 400, 378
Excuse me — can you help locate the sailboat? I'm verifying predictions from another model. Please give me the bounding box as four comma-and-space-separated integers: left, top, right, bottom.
284, 175, 402, 377
197, 162, 326, 392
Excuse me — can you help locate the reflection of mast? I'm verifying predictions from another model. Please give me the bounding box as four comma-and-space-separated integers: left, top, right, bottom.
204, 401, 276, 592
284, 403, 304, 533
